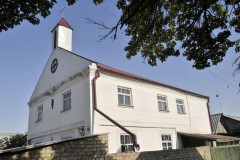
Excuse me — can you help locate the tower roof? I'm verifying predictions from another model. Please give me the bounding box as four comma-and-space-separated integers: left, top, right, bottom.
51, 18, 73, 32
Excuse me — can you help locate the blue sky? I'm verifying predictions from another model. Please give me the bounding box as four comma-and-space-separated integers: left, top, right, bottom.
1, 0, 240, 133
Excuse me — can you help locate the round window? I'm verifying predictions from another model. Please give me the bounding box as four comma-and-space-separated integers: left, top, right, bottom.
51, 59, 58, 73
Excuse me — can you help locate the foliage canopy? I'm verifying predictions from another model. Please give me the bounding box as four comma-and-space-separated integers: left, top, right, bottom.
0, 134, 27, 149
1, 0, 240, 71
93, 0, 240, 71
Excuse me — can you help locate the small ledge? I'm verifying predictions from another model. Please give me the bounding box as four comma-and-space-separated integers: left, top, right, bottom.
159, 110, 170, 113
118, 104, 134, 109
35, 119, 42, 123
60, 108, 71, 113
177, 112, 186, 115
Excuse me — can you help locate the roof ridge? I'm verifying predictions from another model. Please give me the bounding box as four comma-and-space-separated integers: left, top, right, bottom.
97, 63, 209, 99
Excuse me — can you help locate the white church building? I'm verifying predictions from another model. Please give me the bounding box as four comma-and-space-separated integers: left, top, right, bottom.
27, 18, 213, 153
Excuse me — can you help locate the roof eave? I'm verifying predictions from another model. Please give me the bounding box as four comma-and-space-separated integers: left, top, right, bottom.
51, 24, 73, 33
97, 64, 209, 99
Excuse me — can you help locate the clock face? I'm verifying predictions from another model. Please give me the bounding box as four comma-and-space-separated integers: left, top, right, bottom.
51, 59, 58, 73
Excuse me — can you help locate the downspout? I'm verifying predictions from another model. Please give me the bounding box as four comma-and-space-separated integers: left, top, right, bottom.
93, 68, 140, 151
207, 98, 214, 132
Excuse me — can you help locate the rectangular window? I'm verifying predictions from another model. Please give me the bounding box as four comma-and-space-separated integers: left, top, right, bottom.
120, 134, 135, 152
157, 95, 168, 111
38, 106, 43, 121
54, 30, 57, 49
162, 135, 172, 150
63, 92, 71, 111
118, 87, 132, 106
176, 99, 185, 113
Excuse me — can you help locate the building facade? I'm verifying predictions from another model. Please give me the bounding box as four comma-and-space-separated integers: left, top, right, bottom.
27, 18, 212, 153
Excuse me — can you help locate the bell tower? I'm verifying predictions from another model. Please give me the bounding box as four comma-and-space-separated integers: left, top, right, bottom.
51, 18, 73, 52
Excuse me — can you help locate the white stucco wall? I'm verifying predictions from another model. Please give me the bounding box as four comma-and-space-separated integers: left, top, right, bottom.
57, 26, 72, 52
28, 48, 94, 145
28, 47, 211, 152
52, 25, 72, 52
28, 78, 91, 144
30, 48, 92, 101
92, 71, 211, 153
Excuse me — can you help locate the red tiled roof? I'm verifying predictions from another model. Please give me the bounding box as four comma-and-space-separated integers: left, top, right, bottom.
51, 18, 73, 32
97, 63, 209, 99
58, 48, 209, 99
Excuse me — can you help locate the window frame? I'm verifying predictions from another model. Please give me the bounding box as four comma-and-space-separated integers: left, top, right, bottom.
117, 86, 133, 107
176, 99, 185, 114
161, 134, 172, 150
37, 105, 43, 121
120, 134, 135, 153
157, 95, 169, 112
63, 91, 71, 111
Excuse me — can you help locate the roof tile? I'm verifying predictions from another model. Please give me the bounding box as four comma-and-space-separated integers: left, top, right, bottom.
97, 63, 209, 99
51, 18, 73, 32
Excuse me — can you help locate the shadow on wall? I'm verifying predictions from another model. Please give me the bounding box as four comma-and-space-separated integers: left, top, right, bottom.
0, 134, 211, 160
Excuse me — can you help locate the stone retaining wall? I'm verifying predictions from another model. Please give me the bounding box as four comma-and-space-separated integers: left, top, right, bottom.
0, 133, 211, 160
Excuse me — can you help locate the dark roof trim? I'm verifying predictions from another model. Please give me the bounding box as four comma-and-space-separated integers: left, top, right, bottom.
178, 132, 240, 141
58, 47, 97, 63
97, 63, 209, 99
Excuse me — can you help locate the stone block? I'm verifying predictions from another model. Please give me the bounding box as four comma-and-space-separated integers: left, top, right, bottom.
41, 153, 51, 158
86, 145, 93, 148
82, 149, 89, 152
20, 152, 30, 159
9, 154, 19, 160
74, 149, 81, 152
79, 152, 86, 156
63, 145, 70, 148
61, 153, 69, 156
31, 153, 41, 158
69, 153, 78, 157
78, 144, 85, 148
52, 144, 61, 149
73, 156, 81, 159
47, 149, 56, 153
51, 152, 62, 157
70, 145, 76, 148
